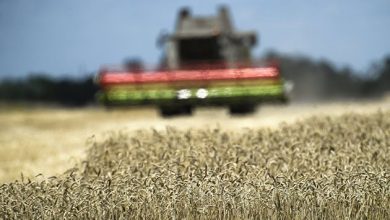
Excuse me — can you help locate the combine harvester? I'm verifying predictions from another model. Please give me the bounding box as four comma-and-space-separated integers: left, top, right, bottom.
97, 6, 289, 116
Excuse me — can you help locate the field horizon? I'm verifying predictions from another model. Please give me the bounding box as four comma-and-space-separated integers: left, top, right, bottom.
0, 99, 389, 183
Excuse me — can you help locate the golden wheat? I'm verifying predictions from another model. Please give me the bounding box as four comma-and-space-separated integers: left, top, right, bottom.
0, 111, 389, 219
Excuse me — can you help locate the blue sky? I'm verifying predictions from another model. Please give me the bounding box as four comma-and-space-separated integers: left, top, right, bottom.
0, 0, 389, 78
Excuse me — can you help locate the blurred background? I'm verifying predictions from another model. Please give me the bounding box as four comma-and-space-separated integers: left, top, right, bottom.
0, 0, 389, 105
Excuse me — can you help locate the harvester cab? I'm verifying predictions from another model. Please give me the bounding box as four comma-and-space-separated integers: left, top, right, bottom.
161, 6, 257, 70
97, 6, 288, 116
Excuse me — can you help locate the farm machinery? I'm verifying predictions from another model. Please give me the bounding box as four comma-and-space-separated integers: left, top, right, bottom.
97, 6, 288, 116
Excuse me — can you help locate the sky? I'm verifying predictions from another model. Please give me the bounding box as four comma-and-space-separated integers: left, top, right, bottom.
0, 0, 389, 78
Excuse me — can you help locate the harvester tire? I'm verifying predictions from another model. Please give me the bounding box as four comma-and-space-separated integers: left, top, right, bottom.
228, 103, 255, 115
159, 105, 193, 117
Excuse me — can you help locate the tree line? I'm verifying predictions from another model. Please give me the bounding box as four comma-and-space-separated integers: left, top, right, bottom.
264, 51, 390, 102
0, 75, 98, 106
0, 52, 389, 106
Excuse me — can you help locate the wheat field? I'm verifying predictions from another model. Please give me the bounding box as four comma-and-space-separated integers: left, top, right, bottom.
0, 103, 389, 219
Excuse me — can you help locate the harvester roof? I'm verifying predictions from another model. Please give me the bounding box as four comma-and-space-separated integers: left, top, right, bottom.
172, 6, 234, 38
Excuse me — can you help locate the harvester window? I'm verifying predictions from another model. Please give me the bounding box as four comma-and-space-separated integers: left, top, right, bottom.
178, 37, 221, 66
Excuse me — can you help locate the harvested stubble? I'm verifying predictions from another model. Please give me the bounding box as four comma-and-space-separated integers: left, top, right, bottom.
1, 111, 389, 219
